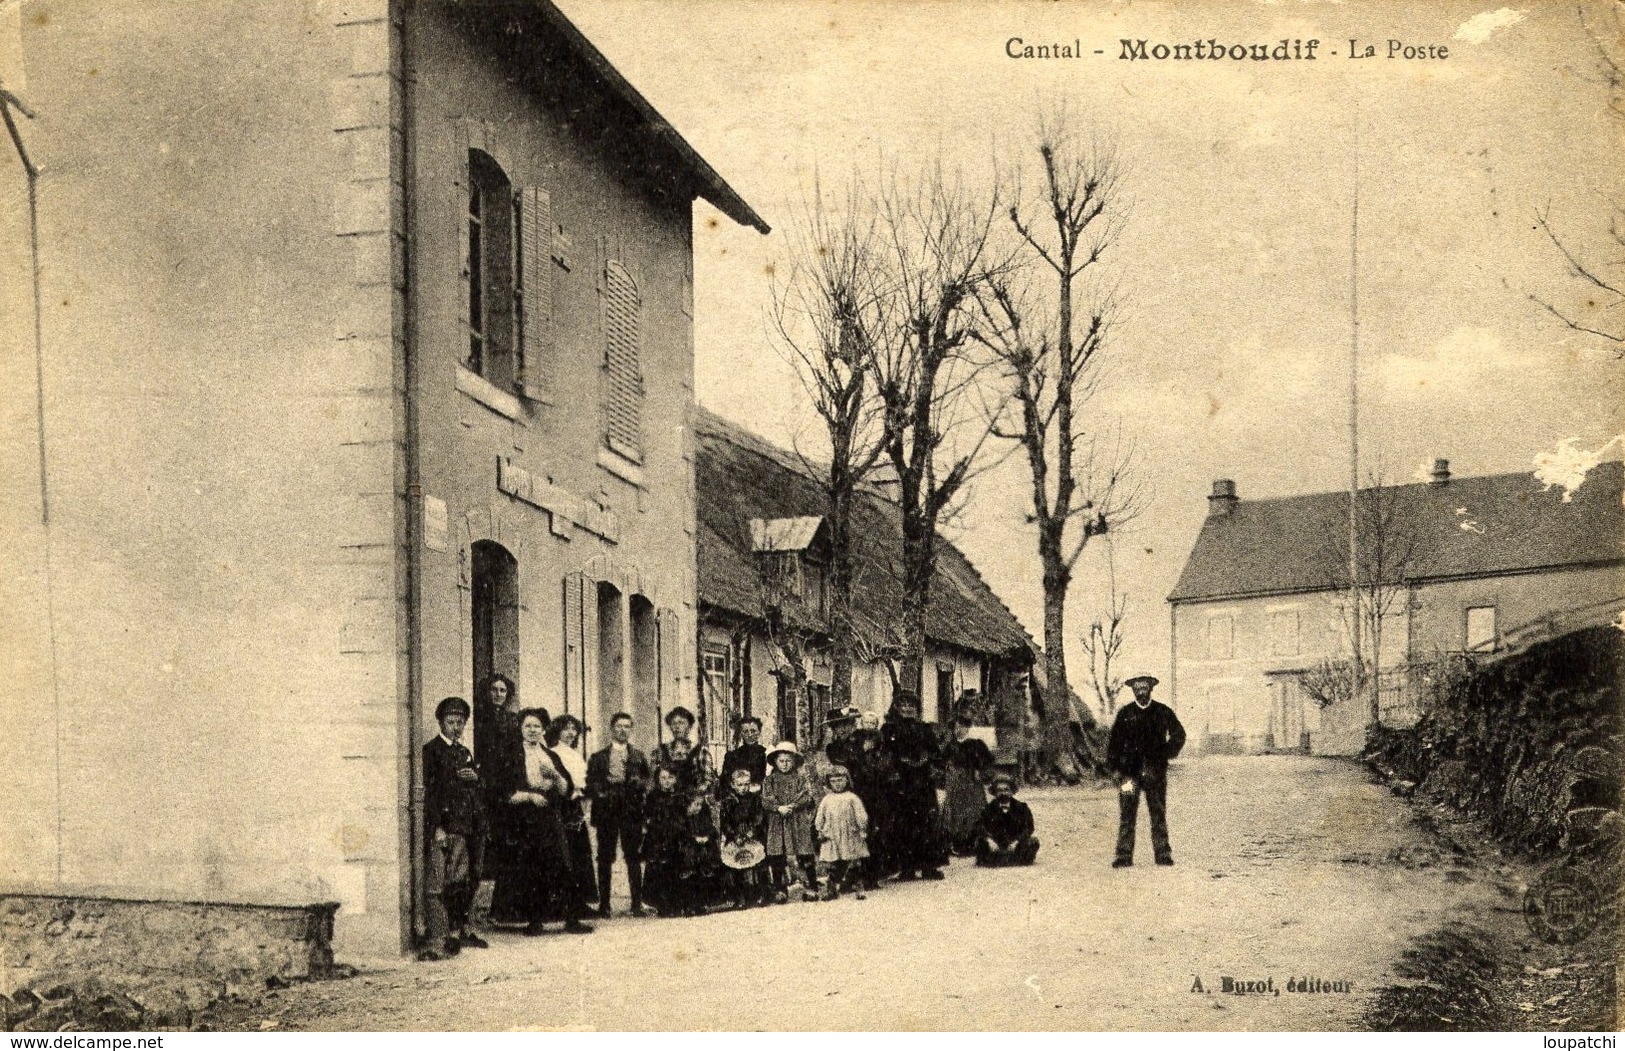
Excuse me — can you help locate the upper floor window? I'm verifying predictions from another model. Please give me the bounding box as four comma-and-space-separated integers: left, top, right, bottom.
1465, 606, 1497, 652
602, 260, 644, 463
1206, 613, 1234, 660
466, 150, 517, 390
1268, 609, 1300, 657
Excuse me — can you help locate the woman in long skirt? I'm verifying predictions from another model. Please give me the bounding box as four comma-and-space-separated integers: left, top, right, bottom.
546, 713, 598, 912
488, 709, 594, 935
942, 717, 995, 855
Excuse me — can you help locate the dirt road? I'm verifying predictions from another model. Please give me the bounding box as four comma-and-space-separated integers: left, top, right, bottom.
218, 756, 1518, 1031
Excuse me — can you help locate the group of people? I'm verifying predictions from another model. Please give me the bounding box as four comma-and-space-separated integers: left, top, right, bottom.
419, 679, 1044, 961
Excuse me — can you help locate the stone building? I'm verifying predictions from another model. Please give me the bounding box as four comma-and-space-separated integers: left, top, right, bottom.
1166, 461, 1624, 755
0, 0, 764, 961
693, 408, 1034, 756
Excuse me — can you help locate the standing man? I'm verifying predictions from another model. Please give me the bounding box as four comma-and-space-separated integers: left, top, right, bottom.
586, 712, 652, 917
1107, 675, 1186, 868
422, 696, 487, 960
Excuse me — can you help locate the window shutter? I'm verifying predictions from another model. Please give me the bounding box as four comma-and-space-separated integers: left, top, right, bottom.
518, 186, 554, 402
657, 607, 680, 711
580, 580, 600, 736
602, 260, 643, 462
562, 573, 585, 717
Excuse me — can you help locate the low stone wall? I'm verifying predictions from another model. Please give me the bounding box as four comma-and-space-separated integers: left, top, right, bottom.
1, 893, 338, 1031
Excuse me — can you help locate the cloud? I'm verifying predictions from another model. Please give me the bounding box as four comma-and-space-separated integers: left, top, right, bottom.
1453, 8, 1526, 44
1378, 325, 1524, 395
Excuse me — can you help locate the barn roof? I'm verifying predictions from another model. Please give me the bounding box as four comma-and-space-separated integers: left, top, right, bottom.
695, 406, 1034, 659
1168, 461, 1625, 604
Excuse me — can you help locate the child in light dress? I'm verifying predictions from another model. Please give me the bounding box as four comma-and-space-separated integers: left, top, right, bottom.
813, 765, 869, 901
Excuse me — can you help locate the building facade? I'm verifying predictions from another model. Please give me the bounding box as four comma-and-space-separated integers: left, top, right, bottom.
1167, 462, 1625, 756
0, 0, 763, 958
693, 408, 1034, 757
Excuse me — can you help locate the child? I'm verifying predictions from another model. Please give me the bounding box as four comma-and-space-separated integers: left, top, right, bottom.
640, 765, 689, 916
976, 772, 1040, 867
677, 788, 723, 915
718, 767, 767, 908
813, 765, 869, 901
761, 742, 817, 903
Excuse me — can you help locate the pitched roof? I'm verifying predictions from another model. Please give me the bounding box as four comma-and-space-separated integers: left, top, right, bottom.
750, 517, 824, 553
1169, 461, 1625, 603
694, 406, 1034, 658
460, 1, 769, 234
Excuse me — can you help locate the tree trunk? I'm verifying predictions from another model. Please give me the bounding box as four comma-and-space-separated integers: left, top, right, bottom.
897, 513, 932, 699
1040, 555, 1082, 781
827, 485, 856, 712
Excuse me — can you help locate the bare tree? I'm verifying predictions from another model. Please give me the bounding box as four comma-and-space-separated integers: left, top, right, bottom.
1080, 541, 1129, 717
772, 177, 891, 711
1320, 474, 1423, 728
978, 118, 1141, 773
1529, 3, 1624, 357
871, 161, 1011, 695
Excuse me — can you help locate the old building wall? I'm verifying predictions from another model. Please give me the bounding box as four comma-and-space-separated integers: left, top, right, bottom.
1407, 564, 1624, 656
406, 7, 698, 768
0, 0, 408, 957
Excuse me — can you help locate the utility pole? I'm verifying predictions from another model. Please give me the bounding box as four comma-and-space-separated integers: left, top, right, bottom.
1348, 102, 1365, 725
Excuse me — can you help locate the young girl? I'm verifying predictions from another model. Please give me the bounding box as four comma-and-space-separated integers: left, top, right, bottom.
761, 742, 817, 903
719, 767, 767, 908
640, 765, 689, 917
677, 786, 723, 915
813, 765, 869, 901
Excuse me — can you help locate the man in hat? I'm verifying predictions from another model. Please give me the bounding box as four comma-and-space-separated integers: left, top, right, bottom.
422, 696, 487, 960
586, 712, 652, 917
975, 773, 1039, 867
1107, 675, 1186, 867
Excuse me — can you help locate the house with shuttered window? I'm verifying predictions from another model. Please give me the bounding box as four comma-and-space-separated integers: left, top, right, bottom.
0, 0, 764, 962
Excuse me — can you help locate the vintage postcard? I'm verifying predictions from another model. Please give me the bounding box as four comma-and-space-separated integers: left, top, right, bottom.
0, 0, 1620, 1034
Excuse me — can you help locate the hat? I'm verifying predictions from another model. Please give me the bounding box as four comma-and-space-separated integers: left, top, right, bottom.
720, 839, 766, 870
989, 771, 1019, 792
767, 741, 801, 764
664, 705, 696, 726
1124, 675, 1159, 689
822, 705, 860, 726
435, 696, 471, 720
824, 764, 852, 785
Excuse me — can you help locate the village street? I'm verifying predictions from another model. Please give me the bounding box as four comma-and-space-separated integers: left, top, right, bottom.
219, 756, 1516, 1032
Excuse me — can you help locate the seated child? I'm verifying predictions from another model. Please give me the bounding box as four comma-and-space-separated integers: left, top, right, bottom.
762, 742, 818, 903
813, 765, 869, 901
719, 766, 767, 908
975, 772, 1040, 867
640, 764, 689, 917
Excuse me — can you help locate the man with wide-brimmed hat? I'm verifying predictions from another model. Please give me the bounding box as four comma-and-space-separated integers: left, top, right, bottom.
1107, 674, 1186, 868
975, 772, 1039, 867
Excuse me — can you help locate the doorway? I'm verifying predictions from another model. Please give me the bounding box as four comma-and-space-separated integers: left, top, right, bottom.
470, 541, 519, 700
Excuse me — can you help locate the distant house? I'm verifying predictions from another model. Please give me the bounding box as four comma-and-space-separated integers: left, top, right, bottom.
693, 407, 1035, 756
1167, 461, 1625, 756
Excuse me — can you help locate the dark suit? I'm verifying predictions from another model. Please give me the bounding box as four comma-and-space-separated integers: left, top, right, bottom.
422, 734, 485, 940
975, 797, 1039, 867
586, 743, 651, 911
1107, 699, 1186, 864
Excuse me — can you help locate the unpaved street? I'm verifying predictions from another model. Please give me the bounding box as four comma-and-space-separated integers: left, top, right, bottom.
220, 756, 1515, 1031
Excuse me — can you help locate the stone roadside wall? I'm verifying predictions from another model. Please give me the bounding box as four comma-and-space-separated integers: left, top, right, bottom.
1, 894, 338, 1031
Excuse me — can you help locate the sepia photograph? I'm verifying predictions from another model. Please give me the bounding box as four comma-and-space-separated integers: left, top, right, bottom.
1, 0, 1621, 1034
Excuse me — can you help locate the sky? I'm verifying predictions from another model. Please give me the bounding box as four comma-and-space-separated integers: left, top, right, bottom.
557, 0, 1624, 707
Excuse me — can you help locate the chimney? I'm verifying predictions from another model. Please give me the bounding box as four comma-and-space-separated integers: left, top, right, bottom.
1429, 458, 1451, 485
1208, 479, 1238, 516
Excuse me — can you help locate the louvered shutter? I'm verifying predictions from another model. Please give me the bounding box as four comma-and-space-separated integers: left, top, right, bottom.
602, 261, 643, 462
580, 579, 601, 739
562, 573, 585, 717
657, 607, 681, 711
517, 186, 553, 402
